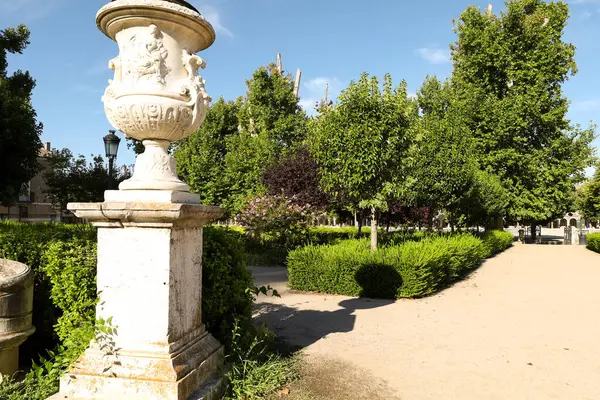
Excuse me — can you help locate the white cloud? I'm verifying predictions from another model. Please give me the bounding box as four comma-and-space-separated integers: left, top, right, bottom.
571, 99, 600, 112
582, 11, 593, 18
298, 77, 344, 115
189, 2, 233, 38
417, 46, 451, 65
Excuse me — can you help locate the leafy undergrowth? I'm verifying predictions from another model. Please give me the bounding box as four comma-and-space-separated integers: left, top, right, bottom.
223, 323, 300, 400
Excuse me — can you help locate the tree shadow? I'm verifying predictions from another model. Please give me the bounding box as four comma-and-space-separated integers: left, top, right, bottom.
252, 262, 403, 351
254, 297, 396, 351
354, 263, 403, 299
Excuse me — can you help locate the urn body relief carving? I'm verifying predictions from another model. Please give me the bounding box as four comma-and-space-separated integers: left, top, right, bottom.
48, 2, 224, 399
99, 1, 214, 194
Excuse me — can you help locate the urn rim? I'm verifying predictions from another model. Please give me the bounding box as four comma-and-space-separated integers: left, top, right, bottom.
112, 0, 199, 13
97, 0, 216, 52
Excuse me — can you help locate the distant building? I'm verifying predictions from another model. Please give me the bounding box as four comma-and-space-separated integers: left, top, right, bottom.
0, 142, 61, 222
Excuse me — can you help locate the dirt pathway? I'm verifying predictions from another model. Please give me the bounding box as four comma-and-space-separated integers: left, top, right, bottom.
253, 244, 600, 400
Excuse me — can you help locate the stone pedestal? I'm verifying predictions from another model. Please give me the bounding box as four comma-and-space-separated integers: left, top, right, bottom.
0, 259, 35, 377
50, 202, 225, 400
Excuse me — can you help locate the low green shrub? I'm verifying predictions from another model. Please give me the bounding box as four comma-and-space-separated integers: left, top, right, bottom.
202, 227, 254, 349
480, 230, 514, 257
288, 231, 512, 299
587, 233, 600, 253
0, 222, 96, 365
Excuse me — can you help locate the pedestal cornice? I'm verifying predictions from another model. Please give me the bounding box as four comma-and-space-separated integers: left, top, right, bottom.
67, 202, 224, 228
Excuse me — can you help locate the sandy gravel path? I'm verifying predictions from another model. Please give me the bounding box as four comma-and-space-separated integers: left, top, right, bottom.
252, 244, 600, 400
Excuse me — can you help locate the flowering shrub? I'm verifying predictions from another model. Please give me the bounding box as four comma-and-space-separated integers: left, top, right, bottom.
237, 194, 311, 248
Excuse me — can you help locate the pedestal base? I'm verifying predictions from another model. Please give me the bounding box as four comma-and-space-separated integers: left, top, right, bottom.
48, 333, 224, 400
52, 202, 227, 400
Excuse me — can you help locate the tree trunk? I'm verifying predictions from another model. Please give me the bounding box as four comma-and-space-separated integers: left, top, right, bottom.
357, 212, 363, 235
530, 223, 537, 243
427, 207, 434, 231
371, 206, 378, 250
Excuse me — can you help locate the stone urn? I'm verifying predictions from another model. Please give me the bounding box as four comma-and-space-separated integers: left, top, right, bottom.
97, 0, 215, 195
0, 259, 35, 377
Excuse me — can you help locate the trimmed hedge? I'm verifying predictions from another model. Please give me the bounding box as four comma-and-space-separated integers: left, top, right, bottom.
288, 231, 513, 299
480, 230, 515, 257
587, 233, 600, 253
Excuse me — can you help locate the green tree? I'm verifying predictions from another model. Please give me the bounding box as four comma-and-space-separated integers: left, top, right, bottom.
410, 76, 478, 230
460, 170, 510, 229
576, 168, 600, 222
175, 98, 241, 209
451, 0, 596, 240
224, 64, 307, 213
44, 149, 131, 220
0, 25, 43, 206
309, 73, 414, 249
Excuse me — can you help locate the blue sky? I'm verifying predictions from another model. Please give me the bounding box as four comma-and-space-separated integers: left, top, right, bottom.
1, 0, 599, 167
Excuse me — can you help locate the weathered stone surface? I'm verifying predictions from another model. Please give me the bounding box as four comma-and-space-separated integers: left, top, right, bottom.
0, 259, 35, 377
48, 202, 225, 399
97, 0, 215, 194
104, 189, 201, 204
67, 202, 223, 228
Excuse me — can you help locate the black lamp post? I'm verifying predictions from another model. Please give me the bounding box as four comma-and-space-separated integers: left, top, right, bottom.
103, 130, 121, 190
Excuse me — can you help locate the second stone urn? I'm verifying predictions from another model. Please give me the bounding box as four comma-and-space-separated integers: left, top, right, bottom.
98, 0, 215, 194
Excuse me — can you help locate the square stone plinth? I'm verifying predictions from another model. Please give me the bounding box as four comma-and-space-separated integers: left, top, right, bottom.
48, 202, 226, 400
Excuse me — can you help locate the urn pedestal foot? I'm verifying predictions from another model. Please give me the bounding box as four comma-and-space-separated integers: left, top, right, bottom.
119, 140, 190, 192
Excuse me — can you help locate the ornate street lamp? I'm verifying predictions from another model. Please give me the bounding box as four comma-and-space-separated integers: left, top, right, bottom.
103, 130, 121, 190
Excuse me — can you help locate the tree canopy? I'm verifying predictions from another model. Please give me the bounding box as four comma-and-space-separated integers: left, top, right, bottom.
309, 73, 415, 248
44, 149, 131, 219
0, 25, 43, 206
175, 98, 241, 207
451, 0, 595, 228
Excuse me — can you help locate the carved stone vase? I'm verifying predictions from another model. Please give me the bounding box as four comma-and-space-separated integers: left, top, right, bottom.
98, 0, 215, 195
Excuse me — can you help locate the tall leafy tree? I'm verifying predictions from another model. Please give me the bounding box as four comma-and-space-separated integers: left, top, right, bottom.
576, 168, 600, 222
410, 76, 478, 229
175, 98, 241, 209
309, 73, 414, 249
224, 64, 307, 213
0, 25, 43, 206
451, 0, 595, 239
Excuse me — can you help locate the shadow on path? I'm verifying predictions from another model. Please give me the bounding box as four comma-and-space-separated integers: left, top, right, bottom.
254, 298, 396, 351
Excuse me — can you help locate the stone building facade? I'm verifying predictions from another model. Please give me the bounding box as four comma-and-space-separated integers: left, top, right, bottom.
0, 142, 60, 222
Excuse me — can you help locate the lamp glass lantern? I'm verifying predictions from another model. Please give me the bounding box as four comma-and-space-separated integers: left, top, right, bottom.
103, 130, 121, 160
